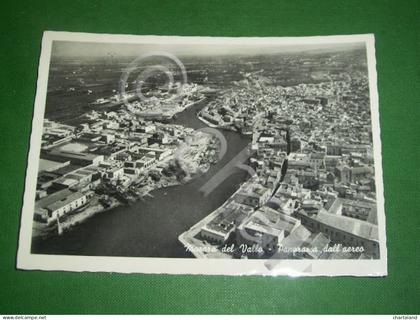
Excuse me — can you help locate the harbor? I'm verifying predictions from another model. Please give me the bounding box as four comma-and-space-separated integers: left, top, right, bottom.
31, 96, 251, 258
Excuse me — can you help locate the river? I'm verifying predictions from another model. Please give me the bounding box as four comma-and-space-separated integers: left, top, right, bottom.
31, 97, 251, 258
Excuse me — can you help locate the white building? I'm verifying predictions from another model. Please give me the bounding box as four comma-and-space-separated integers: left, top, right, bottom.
34, 189, 87, 224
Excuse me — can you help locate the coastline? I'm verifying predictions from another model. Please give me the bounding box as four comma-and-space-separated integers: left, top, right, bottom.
31, 80, 255, 257
31, 123, 220, 239
178, 180, 254, 259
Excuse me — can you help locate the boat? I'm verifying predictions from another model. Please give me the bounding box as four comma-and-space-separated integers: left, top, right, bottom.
92, 97, 111, 105
69, 200, 90, 214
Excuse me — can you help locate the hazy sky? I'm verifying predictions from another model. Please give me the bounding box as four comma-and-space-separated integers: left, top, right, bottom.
51, 40, 365, 58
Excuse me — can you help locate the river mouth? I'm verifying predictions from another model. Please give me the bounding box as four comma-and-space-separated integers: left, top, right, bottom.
31, 97, 252, 258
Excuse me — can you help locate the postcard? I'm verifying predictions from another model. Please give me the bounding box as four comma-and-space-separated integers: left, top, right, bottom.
17, 31, 387, 276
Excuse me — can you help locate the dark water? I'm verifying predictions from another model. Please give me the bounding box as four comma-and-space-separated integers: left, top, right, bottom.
32, 96, 251, 258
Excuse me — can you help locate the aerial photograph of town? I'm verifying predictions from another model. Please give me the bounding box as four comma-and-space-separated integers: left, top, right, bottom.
29, 39, 381, 261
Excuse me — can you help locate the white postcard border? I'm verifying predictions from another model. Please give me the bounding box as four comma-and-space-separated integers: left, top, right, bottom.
17, 31, 387, 277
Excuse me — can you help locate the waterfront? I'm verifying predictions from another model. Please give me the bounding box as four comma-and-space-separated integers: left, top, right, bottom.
18, 34, 385, 279
31, 97, 251, 257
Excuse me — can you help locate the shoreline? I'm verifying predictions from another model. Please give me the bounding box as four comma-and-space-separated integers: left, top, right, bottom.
32, 87, 252, 252
32, 129, 220, 239
178, 179, 255, 259
32, 197, 121, 239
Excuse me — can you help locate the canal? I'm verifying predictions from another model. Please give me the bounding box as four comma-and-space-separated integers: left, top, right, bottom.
31, 97, 251, 258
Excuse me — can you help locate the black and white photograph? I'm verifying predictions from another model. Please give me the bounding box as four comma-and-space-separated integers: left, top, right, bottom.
17, 32, 387, 276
